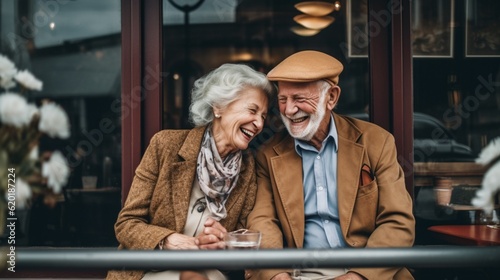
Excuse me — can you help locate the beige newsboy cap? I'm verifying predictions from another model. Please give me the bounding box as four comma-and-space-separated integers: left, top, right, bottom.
267, 50, 344, 85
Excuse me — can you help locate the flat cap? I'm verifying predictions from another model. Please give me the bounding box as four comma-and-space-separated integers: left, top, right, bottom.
267, 50, 343, 85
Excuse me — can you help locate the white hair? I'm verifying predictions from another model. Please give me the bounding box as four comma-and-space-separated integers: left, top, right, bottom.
189, 63, 274, 126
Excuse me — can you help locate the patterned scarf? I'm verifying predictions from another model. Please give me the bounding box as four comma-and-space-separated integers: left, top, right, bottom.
196, 126, 242, 221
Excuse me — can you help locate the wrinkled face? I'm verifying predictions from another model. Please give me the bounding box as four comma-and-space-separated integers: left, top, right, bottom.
277, 81, 331, 141
212, 87, 268, 157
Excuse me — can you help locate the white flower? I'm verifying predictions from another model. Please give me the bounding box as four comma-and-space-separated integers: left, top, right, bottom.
26, 103, 39, 122
29, 145, 39, 160
4, 178, 32, 210
0, 78, 16, 90
38, 102, 70, 139
42, 151, 70, 194
0, 55, 17, 90
0, 54, 16, 73
14, 70, 43, 91
472, 162, 500, 214
0, 92, 37, 127
475, 137, 500, 166
472, 137, 500, 214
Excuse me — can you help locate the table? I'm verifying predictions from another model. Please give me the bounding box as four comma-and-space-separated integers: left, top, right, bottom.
64, 187, 121, 246
428, 225, 500, 246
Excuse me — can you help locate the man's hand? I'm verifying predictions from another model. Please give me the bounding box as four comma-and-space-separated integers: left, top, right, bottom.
195, 217, 227, 249
164, 233, 198, 250
271, 272, 293, 280
334, 272, 366, 280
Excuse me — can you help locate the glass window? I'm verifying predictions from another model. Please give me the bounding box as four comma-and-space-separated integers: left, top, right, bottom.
412, 0, 500, 242
161, 0, 370, 148
0, 0, 122, 247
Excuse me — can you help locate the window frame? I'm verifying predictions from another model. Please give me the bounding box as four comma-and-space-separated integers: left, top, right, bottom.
0, 0, 414, 277
121, 0, 415, 202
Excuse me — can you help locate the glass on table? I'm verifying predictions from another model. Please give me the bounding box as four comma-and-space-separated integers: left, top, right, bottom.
224, 229, 261, 250
479, 208, 500, 229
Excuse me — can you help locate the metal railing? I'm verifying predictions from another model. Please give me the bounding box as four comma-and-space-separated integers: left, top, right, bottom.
8, 246, 500, 271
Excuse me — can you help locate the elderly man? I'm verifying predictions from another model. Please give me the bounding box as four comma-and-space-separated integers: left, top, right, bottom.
246, 50, 415, 280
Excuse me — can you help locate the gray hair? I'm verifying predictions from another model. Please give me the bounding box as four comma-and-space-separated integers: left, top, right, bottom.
317, 80, 332, 97
189, 63, 274, 126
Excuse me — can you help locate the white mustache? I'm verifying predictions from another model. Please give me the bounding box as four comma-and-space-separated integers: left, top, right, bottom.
284, 111, 308, 119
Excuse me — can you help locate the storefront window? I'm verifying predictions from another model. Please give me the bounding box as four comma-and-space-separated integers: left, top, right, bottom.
161, 0, 370, 147
0, 0, 122, 247
412, 0, 500, 243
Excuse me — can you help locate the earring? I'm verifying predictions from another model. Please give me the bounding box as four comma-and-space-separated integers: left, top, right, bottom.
215, 114, 220, 118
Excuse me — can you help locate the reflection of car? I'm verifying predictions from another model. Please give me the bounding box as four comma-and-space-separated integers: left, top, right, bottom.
347, 112, 477, 162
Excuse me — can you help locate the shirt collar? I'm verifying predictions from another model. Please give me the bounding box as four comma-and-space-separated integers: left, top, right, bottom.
294, 114, 338, 154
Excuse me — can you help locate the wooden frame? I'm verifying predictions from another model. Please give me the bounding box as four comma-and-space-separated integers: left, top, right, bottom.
465, 0, 500, 57
369, 0, 414, 197
412, 0, 455, 58
121, 0, 163, 204
348, 0, 455, 59
414, 162, 487, 187
346, 0, 369, 58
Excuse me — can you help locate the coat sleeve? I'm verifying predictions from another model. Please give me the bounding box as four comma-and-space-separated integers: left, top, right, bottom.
349, 133, 416, 280
114, 133, 176, 250
236, 156, 258, 230
245, 148, 292, 280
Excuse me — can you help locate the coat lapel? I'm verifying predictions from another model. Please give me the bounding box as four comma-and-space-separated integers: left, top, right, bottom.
168, 126, 248, 231
171, 126, 206, 232
271, 137, 305, 248
334, 114, 364, 238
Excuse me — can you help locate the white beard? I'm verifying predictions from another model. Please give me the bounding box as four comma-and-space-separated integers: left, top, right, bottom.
281, 95, 327, 141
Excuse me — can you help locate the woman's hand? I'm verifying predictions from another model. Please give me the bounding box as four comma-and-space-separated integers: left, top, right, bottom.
163, 233, 198, 250
195, 217, 227, 249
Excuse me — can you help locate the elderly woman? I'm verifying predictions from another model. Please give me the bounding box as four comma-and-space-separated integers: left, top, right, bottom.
106, 63, 273, 280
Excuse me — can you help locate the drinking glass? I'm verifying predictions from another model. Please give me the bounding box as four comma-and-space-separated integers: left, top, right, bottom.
480, 209, 500, 229
225, 229, 261, 250
82, 176, 98, 189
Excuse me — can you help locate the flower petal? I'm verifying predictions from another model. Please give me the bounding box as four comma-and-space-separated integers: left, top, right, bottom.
42, 151, 70, 193
14, 69, 43, 91
38, 102, 71, 139
0, 92, 34, 127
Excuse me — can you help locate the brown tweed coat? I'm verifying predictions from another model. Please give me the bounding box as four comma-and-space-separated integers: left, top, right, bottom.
246, 113, 415, 280
106, 126, 257, 280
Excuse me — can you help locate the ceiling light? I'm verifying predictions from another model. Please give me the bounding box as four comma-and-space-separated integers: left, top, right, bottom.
334, 1, 341, 11
290, 26, 322, 37
295, 1, 335, 17
293, 14, 335, 30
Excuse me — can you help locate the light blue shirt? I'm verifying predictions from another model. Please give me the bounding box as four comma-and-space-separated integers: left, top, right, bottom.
294, 115, 347, 249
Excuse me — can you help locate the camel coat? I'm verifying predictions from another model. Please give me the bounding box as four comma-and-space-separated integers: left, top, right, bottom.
106, 126, 257, 280
246, 113, 415, 280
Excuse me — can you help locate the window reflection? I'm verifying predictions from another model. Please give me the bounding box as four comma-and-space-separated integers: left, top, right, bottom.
0, 0, 121, 247
412, 0, 500, 246
161, 0, 370, 132
413, 0, 500, 160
